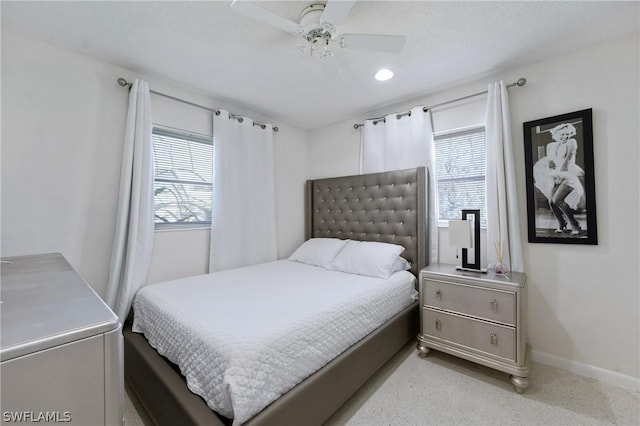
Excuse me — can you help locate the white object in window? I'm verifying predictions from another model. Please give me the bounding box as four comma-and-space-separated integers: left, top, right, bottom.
434, 126, 486, 226
152, 127, 213, 228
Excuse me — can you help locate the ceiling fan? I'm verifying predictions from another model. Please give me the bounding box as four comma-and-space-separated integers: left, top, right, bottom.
230, 0, 406, 81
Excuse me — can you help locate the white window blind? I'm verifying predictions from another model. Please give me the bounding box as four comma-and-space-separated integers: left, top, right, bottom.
434, 126, 486, 226
152, 127, 213, 228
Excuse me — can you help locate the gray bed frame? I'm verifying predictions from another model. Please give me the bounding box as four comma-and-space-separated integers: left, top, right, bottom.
124, 166, 427, 425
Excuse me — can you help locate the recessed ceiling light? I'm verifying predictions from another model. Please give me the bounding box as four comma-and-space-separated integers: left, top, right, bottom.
374, 69, 394, 81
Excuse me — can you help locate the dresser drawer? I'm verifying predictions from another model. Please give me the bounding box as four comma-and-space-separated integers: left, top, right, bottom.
423, 279, 515, 325
422, 309, 515, 361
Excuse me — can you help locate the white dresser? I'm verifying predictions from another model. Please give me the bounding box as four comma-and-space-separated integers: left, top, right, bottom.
1, 253, 123, 425
417, 264, 529, 392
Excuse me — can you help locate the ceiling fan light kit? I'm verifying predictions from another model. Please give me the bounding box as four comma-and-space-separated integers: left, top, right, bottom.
300, 4, 334, 56
230, 0, 406, 81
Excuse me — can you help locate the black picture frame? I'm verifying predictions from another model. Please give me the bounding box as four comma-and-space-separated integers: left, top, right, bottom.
461, 209, 481, 271
523, 108, 597, 244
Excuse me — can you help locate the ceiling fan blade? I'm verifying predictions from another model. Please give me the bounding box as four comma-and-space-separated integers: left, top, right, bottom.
320, 52, 343, 83
340, 34, 406, 53
321, 0, 357, 26
231, 0, 302, 34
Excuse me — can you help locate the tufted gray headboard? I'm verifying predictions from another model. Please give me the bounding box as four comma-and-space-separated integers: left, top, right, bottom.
305, 167, 426, 277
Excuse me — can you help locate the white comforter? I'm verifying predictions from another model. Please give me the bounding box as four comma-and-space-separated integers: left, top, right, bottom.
132, 260, 416, 425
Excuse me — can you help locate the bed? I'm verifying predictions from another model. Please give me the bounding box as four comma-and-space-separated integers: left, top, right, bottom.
124, 166, 427, 425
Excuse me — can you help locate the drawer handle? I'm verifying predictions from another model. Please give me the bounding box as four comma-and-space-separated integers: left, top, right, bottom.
490, 299, 498, 312
490, 333, 498, 345
435, 319, 441, 331
435, 290, 442, 300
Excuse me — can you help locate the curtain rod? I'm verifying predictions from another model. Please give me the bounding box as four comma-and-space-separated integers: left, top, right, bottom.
353, 78, 527, 129
117, 78, 279, 132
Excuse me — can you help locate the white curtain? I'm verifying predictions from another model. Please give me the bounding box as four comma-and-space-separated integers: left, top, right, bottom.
360, 106, 438, 264
485, 81, 524, 272
106, 79, 155, 321
210, 110, 277, 272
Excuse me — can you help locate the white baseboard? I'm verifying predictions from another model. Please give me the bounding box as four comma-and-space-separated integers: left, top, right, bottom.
531, 350, 640, 393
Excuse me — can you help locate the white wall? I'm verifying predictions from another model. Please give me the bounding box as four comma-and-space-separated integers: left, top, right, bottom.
1, 29, 309, 294
1, 30, 128, 295
308, 34, 640, 385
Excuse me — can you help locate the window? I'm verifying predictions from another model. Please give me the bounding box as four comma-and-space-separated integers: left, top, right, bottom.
152, 126, 213, 228
434, 126, 486, 226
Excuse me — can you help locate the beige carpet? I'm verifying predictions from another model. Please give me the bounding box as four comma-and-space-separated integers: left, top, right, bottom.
125, 341, 639, 425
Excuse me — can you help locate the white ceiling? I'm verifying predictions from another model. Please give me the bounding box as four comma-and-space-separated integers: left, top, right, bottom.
2, 1, 638, 130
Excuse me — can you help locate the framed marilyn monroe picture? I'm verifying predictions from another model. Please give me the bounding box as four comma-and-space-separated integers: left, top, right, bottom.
523, 108, 598, 245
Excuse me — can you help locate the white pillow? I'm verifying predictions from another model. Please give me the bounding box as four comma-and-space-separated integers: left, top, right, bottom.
392, 256, 412, 273
329, 240, 406, 279
288, 238, 349, 268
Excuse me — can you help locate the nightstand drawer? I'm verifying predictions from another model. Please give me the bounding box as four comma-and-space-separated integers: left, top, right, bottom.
422, 309, 515, 361
423, 279, 515, 325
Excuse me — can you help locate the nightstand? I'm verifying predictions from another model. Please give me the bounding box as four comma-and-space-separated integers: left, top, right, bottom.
416, 264, 529, 393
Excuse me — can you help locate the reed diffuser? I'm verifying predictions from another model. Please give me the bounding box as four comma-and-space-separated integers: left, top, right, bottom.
493, 240, 508, 275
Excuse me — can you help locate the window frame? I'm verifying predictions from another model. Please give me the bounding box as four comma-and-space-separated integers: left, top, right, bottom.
152, 125, 213, 230
433, 124, 487, 228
